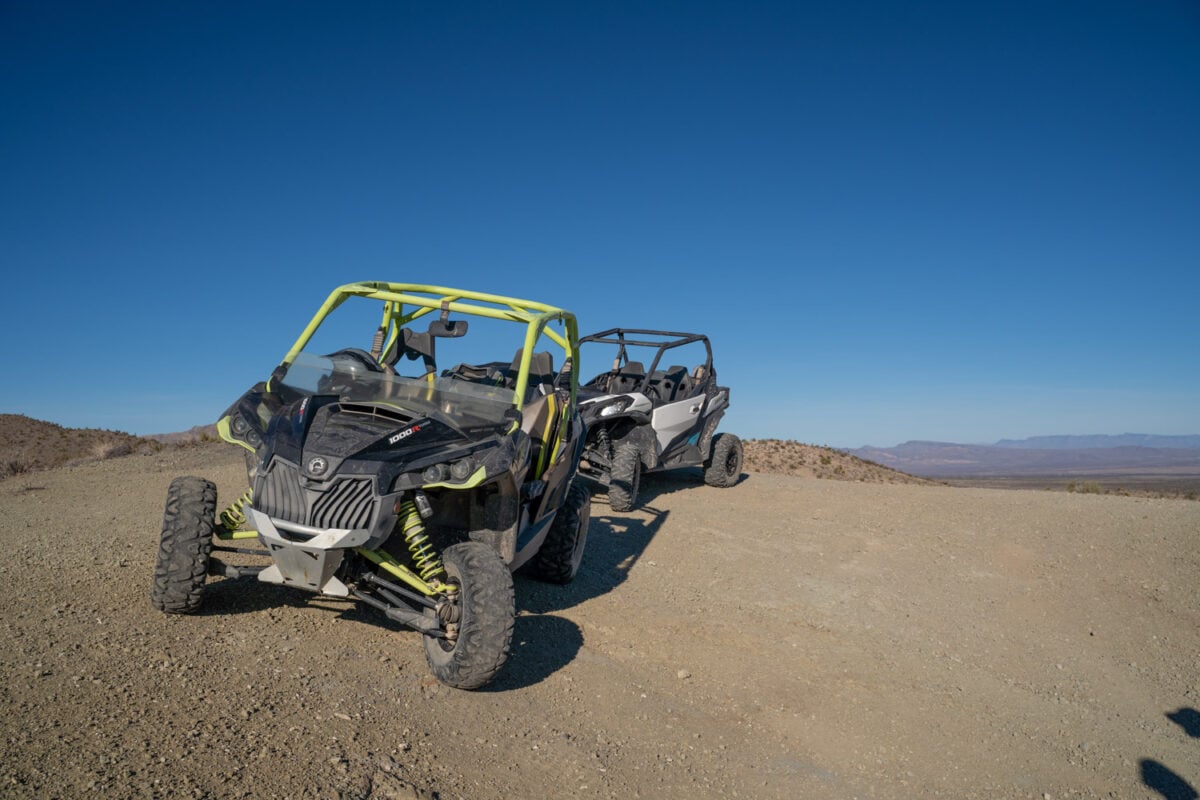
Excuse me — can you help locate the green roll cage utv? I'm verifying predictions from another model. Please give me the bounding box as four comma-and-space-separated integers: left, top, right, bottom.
151, 282, 591, 689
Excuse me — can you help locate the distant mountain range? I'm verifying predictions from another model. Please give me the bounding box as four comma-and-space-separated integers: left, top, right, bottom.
847, 434, 1200, 478
992, 433, 1200, 450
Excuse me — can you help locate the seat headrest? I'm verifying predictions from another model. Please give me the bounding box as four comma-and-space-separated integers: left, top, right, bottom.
528, 351, 555, 383
511, 348, 556, 389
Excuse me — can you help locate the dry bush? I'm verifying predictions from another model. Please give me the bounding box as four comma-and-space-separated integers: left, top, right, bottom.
93, 441, 134, 460
4, 459, 32, 478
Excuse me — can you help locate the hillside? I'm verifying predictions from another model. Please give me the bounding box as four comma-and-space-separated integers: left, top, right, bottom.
743, 438, 935, 484
0, 414, 162, 478
144, 423, 220, 446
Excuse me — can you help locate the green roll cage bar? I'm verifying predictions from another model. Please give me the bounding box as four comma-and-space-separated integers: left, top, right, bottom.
281, 281, 580, 409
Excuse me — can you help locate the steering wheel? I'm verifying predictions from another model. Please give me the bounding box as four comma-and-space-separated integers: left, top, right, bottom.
326, 349, 398, 380
320, 348, 397, 398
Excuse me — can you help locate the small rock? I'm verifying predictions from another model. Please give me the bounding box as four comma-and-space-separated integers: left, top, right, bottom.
677, 669, 691, 680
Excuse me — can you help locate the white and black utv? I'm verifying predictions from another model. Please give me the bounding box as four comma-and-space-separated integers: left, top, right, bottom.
571, 328, 742, 511
150, 282, 590, 690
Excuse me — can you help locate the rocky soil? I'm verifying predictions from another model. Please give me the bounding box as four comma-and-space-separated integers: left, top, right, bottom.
2, 443, 1198, 799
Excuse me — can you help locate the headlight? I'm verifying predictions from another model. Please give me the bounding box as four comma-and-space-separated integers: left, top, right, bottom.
228, 413, 262, 447
599, 398, 632, 417
420, 459, 475, 484
421, 464, 448, 483
399, 449, 494, 492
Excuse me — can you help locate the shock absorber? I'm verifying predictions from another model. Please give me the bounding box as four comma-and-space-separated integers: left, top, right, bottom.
396, 498, 446, 584
219, 489, 253, 532
596, 424, 613, 462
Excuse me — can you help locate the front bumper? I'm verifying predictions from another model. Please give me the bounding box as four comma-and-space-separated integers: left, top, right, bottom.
248, 507, 371, 596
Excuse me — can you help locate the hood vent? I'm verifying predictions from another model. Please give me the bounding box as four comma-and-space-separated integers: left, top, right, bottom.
337, 402, 415, 425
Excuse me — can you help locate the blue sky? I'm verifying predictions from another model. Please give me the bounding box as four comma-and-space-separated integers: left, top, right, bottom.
2, 1, 1197, 448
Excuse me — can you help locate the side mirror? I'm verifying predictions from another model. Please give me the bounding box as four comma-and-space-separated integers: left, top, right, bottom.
428, 319, 468, 338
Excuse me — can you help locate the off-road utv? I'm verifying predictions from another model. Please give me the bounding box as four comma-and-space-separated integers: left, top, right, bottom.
573, 328, 741, 511
151, 282, 591, 689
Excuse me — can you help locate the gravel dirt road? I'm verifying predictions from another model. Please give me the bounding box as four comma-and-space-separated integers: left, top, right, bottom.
2, 444, 1197, 799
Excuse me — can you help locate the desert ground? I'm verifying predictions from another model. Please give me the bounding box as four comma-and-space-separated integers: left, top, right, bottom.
1, 442, 1198, 799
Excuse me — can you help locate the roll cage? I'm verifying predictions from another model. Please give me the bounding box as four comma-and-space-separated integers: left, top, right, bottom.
279, 282, 581, 412
578, 328, 714, 397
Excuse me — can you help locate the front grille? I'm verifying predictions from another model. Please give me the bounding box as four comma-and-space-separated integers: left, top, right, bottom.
257, 460, 305, 524
255, 460, 377, 530
311, 478, 376, 529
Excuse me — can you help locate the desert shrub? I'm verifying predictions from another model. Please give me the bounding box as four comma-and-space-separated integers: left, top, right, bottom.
94, 441, 134, 460
1067, 481, 1104, 495
5, 459, 31, 477
819, 454, 831, 466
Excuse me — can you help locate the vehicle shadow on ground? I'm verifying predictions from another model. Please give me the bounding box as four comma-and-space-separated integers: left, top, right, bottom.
482, 614, 584, 692
202, 572, 585, 691
516, 501, 670, 616
1139, 707, 1200, 800
622, 467, 749, 507
199, 575, 312, 616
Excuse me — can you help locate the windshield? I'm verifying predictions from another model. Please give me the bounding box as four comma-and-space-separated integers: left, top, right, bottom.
278, 352, 516, 429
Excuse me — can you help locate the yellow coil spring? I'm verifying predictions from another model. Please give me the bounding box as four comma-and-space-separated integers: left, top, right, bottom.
397, 499, 445, 583
219, 489, 253, 531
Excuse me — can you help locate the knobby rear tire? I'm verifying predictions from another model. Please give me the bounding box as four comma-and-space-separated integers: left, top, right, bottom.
704, 433, 743, 488
525, 481, 592, 584
608, 443, 642, 512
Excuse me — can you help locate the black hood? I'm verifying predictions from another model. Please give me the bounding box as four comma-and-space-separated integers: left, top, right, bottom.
264, 396, 474, 483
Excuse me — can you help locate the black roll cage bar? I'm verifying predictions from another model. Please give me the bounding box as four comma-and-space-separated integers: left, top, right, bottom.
578, 328, 714, 384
